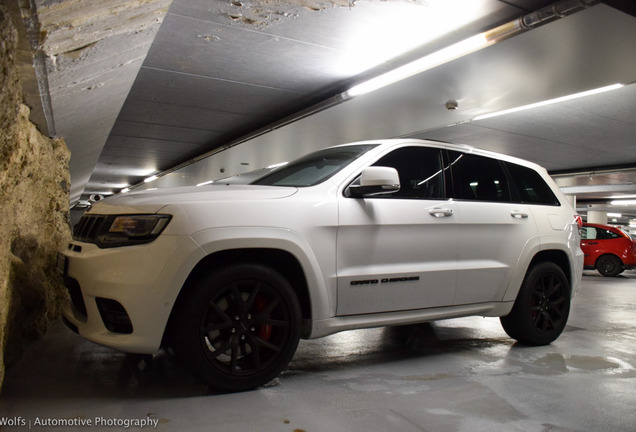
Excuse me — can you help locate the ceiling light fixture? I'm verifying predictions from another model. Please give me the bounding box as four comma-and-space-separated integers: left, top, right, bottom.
611, 199, 636, 206
197, 180, 214, 187
474, 83, 624, 120
335, 0, 490, 76
93, 166, 157, 177
343, 0, 598, 100
89, 182, 129, 189
267, 162, 289, 169
607, 213, 622, 218
144, 175, 158, 183
344, 18, 532, 99
345, 33, 491, 98
121, 188, 130, 193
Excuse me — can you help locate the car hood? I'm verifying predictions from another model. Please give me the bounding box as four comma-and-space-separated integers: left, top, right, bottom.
88, 185, 298, 214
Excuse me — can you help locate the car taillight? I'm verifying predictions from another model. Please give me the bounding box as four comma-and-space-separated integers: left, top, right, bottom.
574, 215, 583, 230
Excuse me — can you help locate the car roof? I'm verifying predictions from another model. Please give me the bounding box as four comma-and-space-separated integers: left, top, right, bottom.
584, 222, 617, 228
332, 138, 548, 172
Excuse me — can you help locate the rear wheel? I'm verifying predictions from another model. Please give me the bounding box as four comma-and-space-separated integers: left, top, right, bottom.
500, 262, 570, 346
171, 264, 301, 392
596, 254, 623, 277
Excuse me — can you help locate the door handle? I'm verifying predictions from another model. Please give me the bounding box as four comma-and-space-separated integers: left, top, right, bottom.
510, 210, 528, 219
429, 208, 453, 218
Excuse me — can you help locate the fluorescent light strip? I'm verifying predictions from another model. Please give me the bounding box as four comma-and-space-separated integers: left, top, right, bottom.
611, 199, 636, 206
93, 183, 129, 189
474, 84, 624, 120
144, 175, 158, 183
343, 17, 531, 99
267, 161, 289, 169
196, 180, 214, 187
346, 34, 490, 98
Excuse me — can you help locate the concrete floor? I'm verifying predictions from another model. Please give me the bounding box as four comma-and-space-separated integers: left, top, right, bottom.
1, 271, 635, 432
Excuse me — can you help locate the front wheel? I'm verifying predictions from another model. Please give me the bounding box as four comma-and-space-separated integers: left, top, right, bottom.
596, 254, 623, 277
170, 264, 301, 392
500, 262, 571, 346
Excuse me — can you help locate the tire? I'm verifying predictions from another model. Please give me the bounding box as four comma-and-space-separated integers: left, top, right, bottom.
596, 254, 623, 277
171, 263, 301, 392
500, 262, 571, 346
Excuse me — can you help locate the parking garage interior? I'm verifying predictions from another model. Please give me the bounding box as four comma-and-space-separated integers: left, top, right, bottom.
1, 0, 635, 431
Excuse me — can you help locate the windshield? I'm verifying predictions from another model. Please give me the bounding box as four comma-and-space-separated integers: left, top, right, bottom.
252, 144, 378, 187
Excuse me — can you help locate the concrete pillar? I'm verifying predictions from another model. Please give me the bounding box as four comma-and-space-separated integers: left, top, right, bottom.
587, 210, 608, 224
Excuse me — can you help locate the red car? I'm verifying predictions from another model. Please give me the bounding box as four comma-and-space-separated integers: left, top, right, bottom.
581, 222, 636, 277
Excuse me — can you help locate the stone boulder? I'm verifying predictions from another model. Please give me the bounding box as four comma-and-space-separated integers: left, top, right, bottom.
0, 5, 71, 391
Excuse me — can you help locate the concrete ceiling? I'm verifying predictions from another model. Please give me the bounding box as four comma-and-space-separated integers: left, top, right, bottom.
9, 0, 636, 224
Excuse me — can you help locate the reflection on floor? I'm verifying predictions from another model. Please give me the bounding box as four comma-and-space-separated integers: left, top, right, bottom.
1, 271, 635, 431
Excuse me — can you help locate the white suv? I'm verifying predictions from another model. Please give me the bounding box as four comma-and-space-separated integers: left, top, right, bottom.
60, 139, 584, 392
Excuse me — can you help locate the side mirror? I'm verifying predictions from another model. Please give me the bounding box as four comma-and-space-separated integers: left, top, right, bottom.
348, 166, 400, 198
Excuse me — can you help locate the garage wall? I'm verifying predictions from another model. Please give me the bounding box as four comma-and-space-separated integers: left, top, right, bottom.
0, 6, 71, 391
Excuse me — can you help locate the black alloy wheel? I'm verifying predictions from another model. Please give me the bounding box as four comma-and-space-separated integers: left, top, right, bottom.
500, 262, 571, 346
171, 264, 301, 392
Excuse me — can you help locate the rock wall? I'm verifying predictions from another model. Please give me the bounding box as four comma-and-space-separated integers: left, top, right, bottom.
0, 5, 71, 391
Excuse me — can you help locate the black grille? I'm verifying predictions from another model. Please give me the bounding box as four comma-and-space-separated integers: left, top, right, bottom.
73, 214, 108, 243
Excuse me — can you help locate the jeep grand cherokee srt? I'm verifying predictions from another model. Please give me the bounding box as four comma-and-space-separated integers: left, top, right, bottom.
60, 139, 584, 392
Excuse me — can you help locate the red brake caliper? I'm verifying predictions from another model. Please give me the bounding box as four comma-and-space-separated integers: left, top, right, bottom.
253, 294, 272, 341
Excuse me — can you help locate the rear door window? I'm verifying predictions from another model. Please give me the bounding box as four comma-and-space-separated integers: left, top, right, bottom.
447, 151, 511, 202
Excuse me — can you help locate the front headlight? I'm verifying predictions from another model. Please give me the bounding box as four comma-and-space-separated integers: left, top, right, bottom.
96, 214, 172, 248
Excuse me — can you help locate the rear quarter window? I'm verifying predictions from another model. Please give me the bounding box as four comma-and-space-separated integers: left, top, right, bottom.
598, 229, 621, 240
581, 226, 596, 240
582, 227, 621, 240
505, 162, 560, 206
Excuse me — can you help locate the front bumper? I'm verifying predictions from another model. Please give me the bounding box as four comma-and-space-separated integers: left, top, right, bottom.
60, 235, 205, 354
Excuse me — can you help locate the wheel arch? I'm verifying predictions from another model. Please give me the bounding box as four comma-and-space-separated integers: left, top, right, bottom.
503, 245, 575, 305
594, 252, 623, 268
594, 253, 624, 277
528, 249, 573, 289
163, 248, 313, 347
